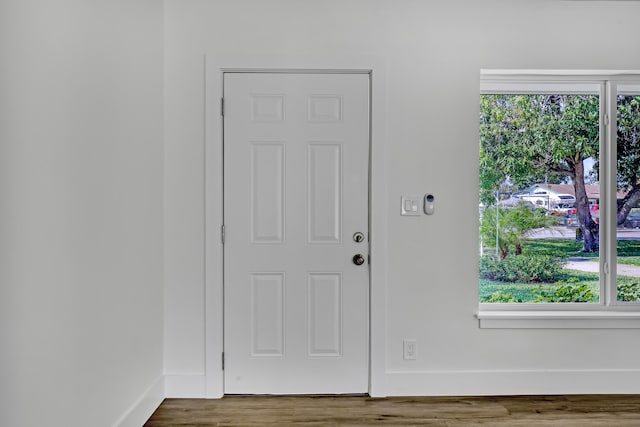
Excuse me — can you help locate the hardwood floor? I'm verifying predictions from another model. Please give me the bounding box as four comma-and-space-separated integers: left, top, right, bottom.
144, 395, 640, 426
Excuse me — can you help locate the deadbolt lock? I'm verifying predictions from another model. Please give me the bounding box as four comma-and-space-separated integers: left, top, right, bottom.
353, 232, 365, 243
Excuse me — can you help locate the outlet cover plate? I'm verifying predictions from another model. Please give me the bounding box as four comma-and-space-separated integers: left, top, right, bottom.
403, 339, 417, 360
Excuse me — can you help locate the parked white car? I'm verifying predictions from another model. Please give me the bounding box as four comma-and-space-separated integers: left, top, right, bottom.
513, 187, 575, 213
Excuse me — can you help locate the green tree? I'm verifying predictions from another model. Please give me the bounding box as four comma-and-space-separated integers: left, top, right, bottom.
480, 94, 600, 252
615, 96, 640, 224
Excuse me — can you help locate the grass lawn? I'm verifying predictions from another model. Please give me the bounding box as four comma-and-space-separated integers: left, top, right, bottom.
617, 257, 640, 266
523, 238, 640, 258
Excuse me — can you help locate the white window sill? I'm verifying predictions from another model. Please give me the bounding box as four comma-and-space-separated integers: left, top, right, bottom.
477, 310, 640, 329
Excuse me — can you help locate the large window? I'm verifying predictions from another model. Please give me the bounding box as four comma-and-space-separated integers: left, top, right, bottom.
479, 73, 640, 315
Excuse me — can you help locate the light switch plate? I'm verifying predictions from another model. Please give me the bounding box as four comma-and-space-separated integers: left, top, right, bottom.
401, 195, 420, 216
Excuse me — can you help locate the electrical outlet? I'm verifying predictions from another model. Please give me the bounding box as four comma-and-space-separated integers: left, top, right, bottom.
403, 339, 417, 360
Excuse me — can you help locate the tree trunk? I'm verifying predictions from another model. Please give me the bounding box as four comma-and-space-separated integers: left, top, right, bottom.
500, 246, 509, 260
617, 185, 640, 225
573, 160, 599, 252
515, 242, 523, 256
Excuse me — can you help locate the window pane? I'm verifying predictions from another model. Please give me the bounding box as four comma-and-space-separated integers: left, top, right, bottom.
479, 94, 600, 303
616, 94, 640, 302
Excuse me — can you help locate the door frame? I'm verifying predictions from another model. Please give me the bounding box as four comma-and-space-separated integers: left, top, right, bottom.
204, 59, 390, 398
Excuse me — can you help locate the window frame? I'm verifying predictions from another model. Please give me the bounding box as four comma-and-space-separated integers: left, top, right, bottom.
478, 71, 640, 328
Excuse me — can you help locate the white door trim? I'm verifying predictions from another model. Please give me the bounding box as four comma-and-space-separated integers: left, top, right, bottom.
204, 57, 390, 398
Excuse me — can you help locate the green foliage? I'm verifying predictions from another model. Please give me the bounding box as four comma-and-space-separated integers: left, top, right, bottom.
616, 257, 640, 266
522, 238, 640, 258
617, 277, 640, 302
480, 94, 640, 245
617, 240, 640, 257
522, 238, 587, 258
479, 254, 564, 283
479, 279, 553, 303
479, 94, 600, 250
483, 291, 520, 303
616, 96, 640, 193
481, 203, 558, 258
535, 279, 597, 303
480, 275, 601, 304
480, 94, 599, 198
479, 238, 605, 303
479, 239, 640, 303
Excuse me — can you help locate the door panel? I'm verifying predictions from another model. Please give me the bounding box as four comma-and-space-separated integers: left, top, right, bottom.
250, 143, 285, 243
224, 72, 370, 394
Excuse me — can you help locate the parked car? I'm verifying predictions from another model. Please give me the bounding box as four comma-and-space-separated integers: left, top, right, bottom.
550, 204, 574, 216
623, 210, 640, 229
568, 204, 599, 216
515, 188, 576, 212
565, 210, 600, 227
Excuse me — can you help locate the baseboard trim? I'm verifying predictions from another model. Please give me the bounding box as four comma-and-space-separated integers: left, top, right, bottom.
380, 369, 640, 396
113, 375, 164, 427
165, 374, 207, 398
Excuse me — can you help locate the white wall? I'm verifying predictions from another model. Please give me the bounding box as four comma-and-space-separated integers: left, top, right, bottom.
0, 1, 165, 426
164, 0, 640, 396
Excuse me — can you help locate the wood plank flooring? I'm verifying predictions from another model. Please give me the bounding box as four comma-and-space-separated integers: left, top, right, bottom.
144, 395, 640, 426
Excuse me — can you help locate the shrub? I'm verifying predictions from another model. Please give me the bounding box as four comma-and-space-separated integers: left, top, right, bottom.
479, 254, 564, 283
479, 280, 549, 303
618, 279, 640, 302
535, 281, 597, 303
482, 291, 521, 303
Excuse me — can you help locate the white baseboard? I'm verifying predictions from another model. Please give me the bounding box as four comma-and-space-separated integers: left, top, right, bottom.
380, 369, 640, 397
165, 374, 207, 398
113, 375, 165, 427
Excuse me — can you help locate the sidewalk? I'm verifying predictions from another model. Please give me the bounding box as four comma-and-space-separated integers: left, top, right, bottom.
529, 226, 640, 240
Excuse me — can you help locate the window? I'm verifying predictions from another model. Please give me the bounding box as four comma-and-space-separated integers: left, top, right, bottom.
478, 72, 640, 327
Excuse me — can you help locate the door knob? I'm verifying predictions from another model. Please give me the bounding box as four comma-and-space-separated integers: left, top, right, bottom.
353, 254, 366, 266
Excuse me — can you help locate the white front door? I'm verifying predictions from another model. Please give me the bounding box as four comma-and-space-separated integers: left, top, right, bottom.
223, 72, 370, 394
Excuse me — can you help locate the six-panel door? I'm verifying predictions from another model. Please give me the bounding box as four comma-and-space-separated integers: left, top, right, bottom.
223, 72, 370, 394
